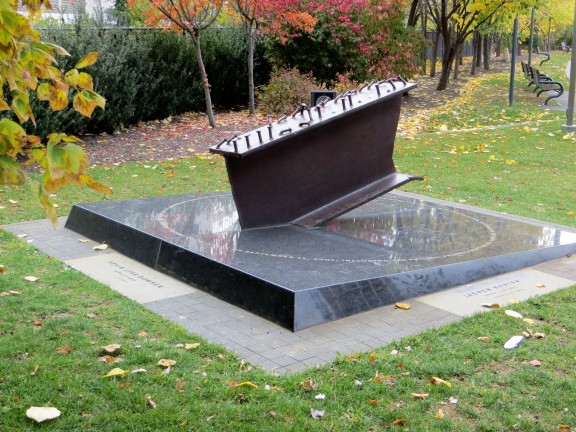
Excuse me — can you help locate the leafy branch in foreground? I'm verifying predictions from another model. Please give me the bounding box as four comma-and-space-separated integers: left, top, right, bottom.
0, 0, 111, 223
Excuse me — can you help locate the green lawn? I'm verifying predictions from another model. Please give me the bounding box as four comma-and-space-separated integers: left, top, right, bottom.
1, 57, 575, 431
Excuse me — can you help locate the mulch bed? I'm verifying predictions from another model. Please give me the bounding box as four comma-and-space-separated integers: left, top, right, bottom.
79, 60, 510, 167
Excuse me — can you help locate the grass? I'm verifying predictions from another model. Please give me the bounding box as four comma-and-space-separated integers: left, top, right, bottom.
1, 55, 576, 431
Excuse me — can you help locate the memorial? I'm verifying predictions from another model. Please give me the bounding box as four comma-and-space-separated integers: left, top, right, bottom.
65, 78, 576, 331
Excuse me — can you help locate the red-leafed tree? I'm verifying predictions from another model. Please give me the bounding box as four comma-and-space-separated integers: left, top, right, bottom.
266, 0, 425, 86
231, 0, 316, 114
128, 0, 223, 127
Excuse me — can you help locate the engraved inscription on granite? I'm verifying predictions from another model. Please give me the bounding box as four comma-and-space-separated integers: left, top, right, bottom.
417, 268, 574, 316
66, 252, 197, 303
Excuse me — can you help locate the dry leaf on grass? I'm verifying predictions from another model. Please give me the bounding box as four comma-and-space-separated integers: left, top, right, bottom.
26, 406, 61, 423
101, 344, 121, 354
430, 377, 452, 387
412, 393, 429, 400
435, 409, 445, 419
310, 408, 325, 419
158, 359, 176, 368
103, 368, 128, 378
24, 276, 39, 282
505, 310, 523, 319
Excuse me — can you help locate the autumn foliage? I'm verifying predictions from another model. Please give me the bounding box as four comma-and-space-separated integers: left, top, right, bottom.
0, 0, 110, 223
266, 0, 425, 85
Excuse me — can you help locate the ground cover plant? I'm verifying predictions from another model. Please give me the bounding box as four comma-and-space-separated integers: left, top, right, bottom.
1, 56, 576, 430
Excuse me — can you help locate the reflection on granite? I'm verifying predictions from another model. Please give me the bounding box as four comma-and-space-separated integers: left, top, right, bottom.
65, 192, 576, 330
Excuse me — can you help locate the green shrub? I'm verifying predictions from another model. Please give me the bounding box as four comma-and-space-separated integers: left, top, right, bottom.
257, 68, 319, 114
9, 25, 270, 137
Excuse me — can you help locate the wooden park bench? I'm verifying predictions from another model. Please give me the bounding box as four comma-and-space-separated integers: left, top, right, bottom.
561, 41, 572, 54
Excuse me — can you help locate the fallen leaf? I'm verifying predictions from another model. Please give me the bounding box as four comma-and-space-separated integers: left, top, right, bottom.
395, 302, 411, 310
369, 351, 375, 363
392, 418, 407, 426
435, 408, 445, 419
449, 396, 458, 404
310, 408, 325, 419
527, 359, 541, 367
9, 290, 21, 295
175, 380, 186, 392
523, 318, 535, 325
534, 332, 546, 339
184, 343, 200, 350
535, 283, 546, 288
157, 359, 176, 368
300, 379, 319, 391
430, 377, 452, 387
98, 355, 123, 364
557, 424, 572, 431
146, 395, 157, 409
354, 379, 363, 387
508, 298, 520, 304
33, 321, 43, 327
477, 336, 490, 342
24, 276, 39, 282
505, 310, 523, 319
236, 381, 258, 389
131, 368, 147, 374
391, 349, 399, 355
481, 303, 500, 308
26, 406, 61, 423
369, 399, 376, 404
101, 344, 121, 354
78, 238, 90, 243
412, 393, 429, 400
103, 368, 128, 378
17, 233, 28, 238
315, 393, 326, 400
86, 313, 97, 318
57, 345, 71, 355
93, 243, 108, 251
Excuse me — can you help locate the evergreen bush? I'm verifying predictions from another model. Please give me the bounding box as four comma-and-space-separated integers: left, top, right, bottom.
12, 25, 270, 137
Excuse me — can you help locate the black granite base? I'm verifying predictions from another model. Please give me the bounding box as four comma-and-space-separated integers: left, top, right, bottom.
65, 192, 576, 331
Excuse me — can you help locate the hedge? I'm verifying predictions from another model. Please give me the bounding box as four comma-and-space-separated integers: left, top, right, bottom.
17, 26, 270, 137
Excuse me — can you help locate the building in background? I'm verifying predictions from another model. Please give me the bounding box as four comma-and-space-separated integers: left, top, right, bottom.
20, 0, 115, 23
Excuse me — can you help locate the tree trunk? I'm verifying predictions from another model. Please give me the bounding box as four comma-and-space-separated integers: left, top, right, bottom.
453, 48, 460, 79
437, 42, 458, 90
192, 33, 216, 128
475, 32, 482, 67
430, 31, 440, 78
483, 34, 491, 70
407, 0, 419, 27
247, 26, 256, 115
495, 34, 501, 57
471, 32, 479, 75
420, 0, 427, 74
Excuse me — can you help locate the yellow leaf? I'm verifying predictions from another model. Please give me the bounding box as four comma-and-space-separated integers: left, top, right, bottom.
158, 359, 177, 368
535, 283, 546, 288
237, 381, 258, 389
75, 52, 99, 69
184, 343, 200, 350
412, 393, 429, 400
435, 408, 445, 419
103, 367, 128, 378
477, 336, 490, 342
395, 302, 411, 310
430, 377, 452, 387
369, 351, 375, 363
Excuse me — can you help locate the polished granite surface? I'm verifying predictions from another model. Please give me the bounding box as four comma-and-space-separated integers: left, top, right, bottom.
65, 192, 576, 330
